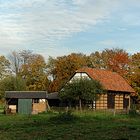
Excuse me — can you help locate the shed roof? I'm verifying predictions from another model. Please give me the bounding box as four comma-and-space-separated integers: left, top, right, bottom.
76, 68, 135, 93
47, 92, 59, 99
5, 91, 59, 99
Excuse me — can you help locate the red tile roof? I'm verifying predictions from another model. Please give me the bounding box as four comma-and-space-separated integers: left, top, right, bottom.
76, 68, 135, 93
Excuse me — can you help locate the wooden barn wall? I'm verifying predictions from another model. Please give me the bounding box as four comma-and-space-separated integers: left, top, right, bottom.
32, 100, 46, 113
115, 94, 123, 109
96, 94, 107, 109
96, 93, 130, 109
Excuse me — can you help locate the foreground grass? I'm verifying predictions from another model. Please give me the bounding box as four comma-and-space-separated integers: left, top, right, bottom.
0, 111, 140, 140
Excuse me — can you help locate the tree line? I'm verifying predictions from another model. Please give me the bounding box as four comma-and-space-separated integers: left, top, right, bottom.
0, 48, 139, 101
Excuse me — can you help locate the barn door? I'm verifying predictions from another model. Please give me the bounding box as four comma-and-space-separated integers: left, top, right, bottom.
18, 99, 32, 114
123, 95, 129, 109
107, 94, 115, 109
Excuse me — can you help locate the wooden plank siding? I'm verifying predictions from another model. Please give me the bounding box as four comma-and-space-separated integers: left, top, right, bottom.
96, 94, 107, 109
32, 102, 46, 113
115, 94, 123, 109
95, 93, 130, 110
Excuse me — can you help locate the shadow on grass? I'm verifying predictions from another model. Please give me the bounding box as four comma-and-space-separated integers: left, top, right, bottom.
48, 110, 80, 124
47, 110, 116, 124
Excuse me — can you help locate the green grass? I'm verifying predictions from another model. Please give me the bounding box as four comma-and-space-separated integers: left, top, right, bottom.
0, 104, 4, 114
0, 111, 140, 140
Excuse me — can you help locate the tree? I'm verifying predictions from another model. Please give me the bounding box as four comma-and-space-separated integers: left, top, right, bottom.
8, 50, 32, 75
88, 51, 107, 69
0, 56, 11, 80
89, 48, 130, 77
47, 53, 88, 92
19, 54, 49, 91
8, 51, 21, 75
104, 48, 130, 76
0, 76, 26, 99
19, 50, 32, 65
8, 50, 49, 91
59, 78, 104, 110
129, 53, 140, 97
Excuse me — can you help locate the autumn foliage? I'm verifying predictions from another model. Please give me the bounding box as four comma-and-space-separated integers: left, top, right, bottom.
0, 48, 139, 99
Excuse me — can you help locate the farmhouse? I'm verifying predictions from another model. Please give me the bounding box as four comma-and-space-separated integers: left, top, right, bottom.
69, 67, 135, 110
5, 91, 58, 114
5, 68, 135, 113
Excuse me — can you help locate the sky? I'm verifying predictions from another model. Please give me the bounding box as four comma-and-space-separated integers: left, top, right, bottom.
0, 0, 140, 60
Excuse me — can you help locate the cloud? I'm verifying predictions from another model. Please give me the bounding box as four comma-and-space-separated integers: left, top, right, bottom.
0, 0, 120, 57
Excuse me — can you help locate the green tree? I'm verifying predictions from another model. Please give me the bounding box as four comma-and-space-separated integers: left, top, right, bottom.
59, 78, 104, 110
0, 76, 26, 99
88, 51, 106, 69
0, 56, 11, 80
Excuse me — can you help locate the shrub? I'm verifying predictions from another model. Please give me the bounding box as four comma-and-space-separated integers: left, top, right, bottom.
129, 109, 137, 117
49, 110, 79, 123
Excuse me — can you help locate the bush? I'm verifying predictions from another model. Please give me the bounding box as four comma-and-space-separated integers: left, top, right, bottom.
49, 110, 79, 123
129, 109, 137, 117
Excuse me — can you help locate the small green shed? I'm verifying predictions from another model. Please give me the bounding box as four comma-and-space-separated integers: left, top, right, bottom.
5, 91, 59, 114
5, 91, 48, 115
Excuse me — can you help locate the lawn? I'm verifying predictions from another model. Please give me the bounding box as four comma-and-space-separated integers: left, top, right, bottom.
0, 110, 140, 140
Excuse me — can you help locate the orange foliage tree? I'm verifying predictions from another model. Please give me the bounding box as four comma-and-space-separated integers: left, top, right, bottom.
19, 53, 49, 91
47, 53, 88, 92
129, 53, 140, 97
89, 48, 130, 77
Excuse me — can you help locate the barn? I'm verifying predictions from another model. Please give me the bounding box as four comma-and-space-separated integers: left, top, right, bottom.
5, 68, 135, 113
69, 67, 135, 110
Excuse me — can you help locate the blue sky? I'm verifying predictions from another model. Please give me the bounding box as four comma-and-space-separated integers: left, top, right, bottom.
0, 0, 140, 60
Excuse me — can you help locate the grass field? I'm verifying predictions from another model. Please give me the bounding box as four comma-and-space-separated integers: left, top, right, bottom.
0, 110, 140, 140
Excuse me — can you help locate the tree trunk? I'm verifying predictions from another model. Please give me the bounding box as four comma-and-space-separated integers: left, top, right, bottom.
92, 100, 93, 109
68, 100, 71, 108
46, 99, 50, 111
79, 99, 82, 111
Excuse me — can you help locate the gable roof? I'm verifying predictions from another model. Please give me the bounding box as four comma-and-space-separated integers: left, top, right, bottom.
76, 68, 135, 93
